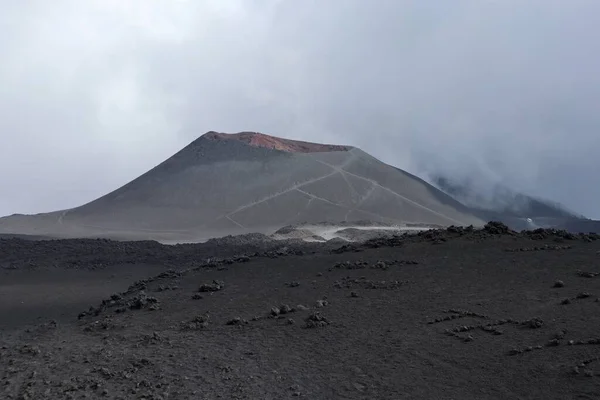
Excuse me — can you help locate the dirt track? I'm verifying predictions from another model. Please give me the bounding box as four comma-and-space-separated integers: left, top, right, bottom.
2, 224, 600, 399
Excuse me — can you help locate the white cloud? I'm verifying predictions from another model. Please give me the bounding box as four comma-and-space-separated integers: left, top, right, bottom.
1, 0, 599, 217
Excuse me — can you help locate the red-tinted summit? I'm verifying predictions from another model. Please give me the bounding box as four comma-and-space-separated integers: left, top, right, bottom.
202, 131, 352, 153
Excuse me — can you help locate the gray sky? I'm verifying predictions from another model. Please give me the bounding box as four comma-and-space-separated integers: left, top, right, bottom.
1, 0, 599, 218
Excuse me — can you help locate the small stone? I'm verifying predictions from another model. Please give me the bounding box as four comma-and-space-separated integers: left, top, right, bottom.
553, 280, 565, 288
287, 318, 295, 325
315, 300, 328, 308
561, 298, 572, 305
554, 330, 567, 339
350, 291, 359, 298
199, 280, 224, 292
525, 317, 544, 329
280, 304, 293, 314
271, 307, 281, 316
226, 317, 246, 326
352, 382, 367, 392
181, 315, 209, 330
577, 270, 598, 278
305, 312, 329, 328
295, 305, 309, 311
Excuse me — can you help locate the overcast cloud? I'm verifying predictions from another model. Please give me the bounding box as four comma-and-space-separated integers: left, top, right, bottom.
1, 0, 599, 218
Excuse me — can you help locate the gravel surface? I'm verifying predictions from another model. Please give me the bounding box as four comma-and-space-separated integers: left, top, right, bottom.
1, 223, 600, 399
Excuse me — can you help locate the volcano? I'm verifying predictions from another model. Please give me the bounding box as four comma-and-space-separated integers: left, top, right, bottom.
432, 175, 598, 233
0, 132, 484, 241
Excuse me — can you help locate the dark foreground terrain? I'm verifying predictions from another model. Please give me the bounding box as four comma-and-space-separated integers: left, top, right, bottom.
1, 224, 600, 399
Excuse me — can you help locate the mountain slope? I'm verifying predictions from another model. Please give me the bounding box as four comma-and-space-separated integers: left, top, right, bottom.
0, 132, 484, 241
431, 175, 595, 231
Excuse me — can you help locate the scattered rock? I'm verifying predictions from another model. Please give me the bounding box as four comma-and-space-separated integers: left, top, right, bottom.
126, 279, 148, 293
19, 344, 41, 356
129, 292, 161, 311
199, 280, 225, 292
335, 260, 367, 270
280, 304, 293, 314
155, 284, 178, 292
80, 289, 162, 318
335, 276, 408, 290
83, 317, 123, 332
522, 317, 544, 329
446, 309, 489, 319
181, 315, 210, 330
553, 330, 568, 340
226, 317, 247, 326
315, 299, 329, 308
523, 228, 578, 241
373, 260, 389, 270
27, 319, 58, 335
305, 312, 329, 328
110, 293, 122, 301
483, 221, 511, 235
353, 382, 367, 392
505, 245, 572, 253
577, 270, 599, 278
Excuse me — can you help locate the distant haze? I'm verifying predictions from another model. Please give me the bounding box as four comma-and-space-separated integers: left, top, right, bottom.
1, 1, 599, 218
